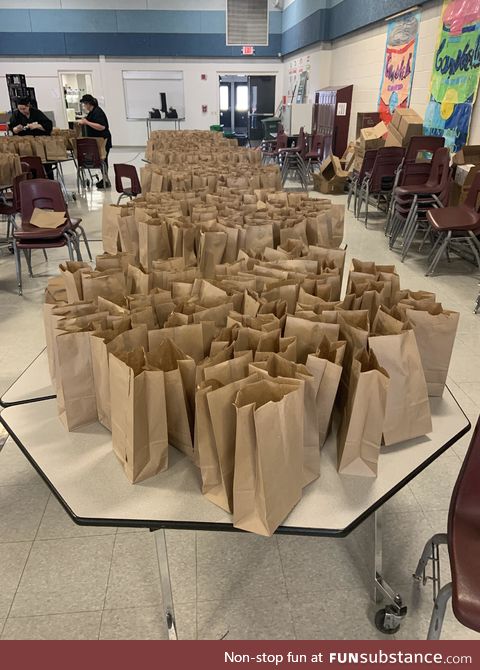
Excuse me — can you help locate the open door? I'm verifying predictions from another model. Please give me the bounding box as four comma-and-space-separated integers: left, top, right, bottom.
248, 75, 275, 141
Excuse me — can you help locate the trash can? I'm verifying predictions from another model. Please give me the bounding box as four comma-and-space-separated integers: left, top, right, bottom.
261, 117, 281, 140
209, 124, 224, 132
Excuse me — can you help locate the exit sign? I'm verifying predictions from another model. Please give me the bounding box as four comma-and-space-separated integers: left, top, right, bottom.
242, 46, 255, 55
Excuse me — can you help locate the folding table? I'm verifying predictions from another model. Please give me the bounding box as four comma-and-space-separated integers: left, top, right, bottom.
146, 117, 185, 139
0, 355, 470, 639
0, 349, 54, 408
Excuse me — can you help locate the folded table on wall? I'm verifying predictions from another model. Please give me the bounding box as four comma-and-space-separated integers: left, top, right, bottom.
0, 356, 470, 639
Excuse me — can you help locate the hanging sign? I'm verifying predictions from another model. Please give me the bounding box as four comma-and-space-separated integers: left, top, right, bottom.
378, 11, 421, 123
424, 0, 480, 152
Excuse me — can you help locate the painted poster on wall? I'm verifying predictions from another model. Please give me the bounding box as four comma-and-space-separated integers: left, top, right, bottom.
378, 11, 420, 123
424, 0, 480, 153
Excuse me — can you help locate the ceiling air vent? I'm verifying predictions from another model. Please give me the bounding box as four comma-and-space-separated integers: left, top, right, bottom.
226, 0, 269, 46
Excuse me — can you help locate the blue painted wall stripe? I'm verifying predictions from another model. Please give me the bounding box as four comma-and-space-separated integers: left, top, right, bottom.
0, 8, 282, 34
0, 32, 281, 57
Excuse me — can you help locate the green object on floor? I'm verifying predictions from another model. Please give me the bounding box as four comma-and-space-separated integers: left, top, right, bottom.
209, 124, 223, 132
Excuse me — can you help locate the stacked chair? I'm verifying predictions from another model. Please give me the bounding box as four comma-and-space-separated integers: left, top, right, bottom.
356, 146, 405, 226
305, 134, 325, 176
425, 170, 480, 276
388, 147, 451, 262
280, 127, 309, 190
348, 148, 378, 214
385, 136, 445, 234
12, 179, 91, 294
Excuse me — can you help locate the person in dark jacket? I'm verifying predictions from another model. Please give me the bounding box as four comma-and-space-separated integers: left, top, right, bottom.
9, 97, 53, 137
9, 97, 55, 178
78, 94, 112, 189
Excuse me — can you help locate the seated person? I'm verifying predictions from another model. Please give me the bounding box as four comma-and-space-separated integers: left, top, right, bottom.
9, 97, 54, 178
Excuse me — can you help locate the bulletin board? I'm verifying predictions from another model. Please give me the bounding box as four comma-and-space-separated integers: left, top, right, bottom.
122, 70, 185, 121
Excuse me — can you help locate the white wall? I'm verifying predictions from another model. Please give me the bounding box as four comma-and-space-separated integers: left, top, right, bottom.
0, 57, 283, 146
281, 0, 480, 146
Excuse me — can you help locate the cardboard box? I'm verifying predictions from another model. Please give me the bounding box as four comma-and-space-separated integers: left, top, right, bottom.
450, 146, 480, 204
340, 141, 356, 172
314, 155, 349, 194
359, 121, 388, 150
390, 107, 423, 144
385, 125, 403, 147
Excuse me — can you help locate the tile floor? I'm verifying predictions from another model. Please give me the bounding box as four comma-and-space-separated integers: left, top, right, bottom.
0, 149, 479, 640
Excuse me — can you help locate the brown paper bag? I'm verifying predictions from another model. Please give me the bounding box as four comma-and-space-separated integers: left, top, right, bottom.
337, 349, 389, 477
146, 339, 196, 458
405, 306, 460, 397
138, 219, 172, 271
250, 354, 321, 487
369, 316, 432, 446
306, 338, 345, 448
30, 208, 66, 229
148, 322, 216, 363
196, 372, 261, 512
284, 315, 340, 364
109, 349, 168, 483
233, 377, 304, 536
59, 261, 92, 303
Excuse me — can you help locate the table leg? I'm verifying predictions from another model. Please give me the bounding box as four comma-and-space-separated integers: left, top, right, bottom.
153, 528, 178, 640
372, 509, 408, 634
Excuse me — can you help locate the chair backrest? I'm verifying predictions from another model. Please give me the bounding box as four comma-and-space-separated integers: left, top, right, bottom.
114, 163, 141, 196
358, 149, 378, 182
12, 173, 32, 213
76, 138, 102, 169
276, 132, 288, 150
20, 155, 46, 180
309, 134, 324, 157
424, 147, 451, 191
405, 136, 445, 162
296, 127, 307, 158
19, 178, 68, 224
463, 170, 480, 210
369, 147, 405, 191
448, 415, 480, 632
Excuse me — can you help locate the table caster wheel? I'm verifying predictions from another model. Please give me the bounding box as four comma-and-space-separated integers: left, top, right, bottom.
375, 607, 401, 635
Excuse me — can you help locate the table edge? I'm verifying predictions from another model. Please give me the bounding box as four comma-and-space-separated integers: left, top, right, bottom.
0, 388, 471, 538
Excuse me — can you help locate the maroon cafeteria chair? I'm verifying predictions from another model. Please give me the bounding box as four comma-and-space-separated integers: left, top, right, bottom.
356, 146, 405, 226
114, 163, 141, 204
414, 416, 480, 639
76, 137, 108, 190
389, 147, 451, 260
20, 155, 47, 180
0, 173, 31, 241
261, 131, 289, 164
425, 170, 480, 276
12, 179, 83, 294
349, 148, 378, 213
305, 134, 325, 174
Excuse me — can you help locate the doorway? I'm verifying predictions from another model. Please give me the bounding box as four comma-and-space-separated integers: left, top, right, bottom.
219, 74, 276, 141
59, 72, 94, 125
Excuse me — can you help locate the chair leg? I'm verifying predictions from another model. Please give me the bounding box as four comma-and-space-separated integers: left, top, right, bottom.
426, 232, 450, 276
42, 249, 48, 262
467, 232, 480, 270
65, 234, 75, 261
427, 583, 452, 640
78, 225, 93, 262
24, 249, 33, 278
13, 240, 22, 296
364, 184, 370, 227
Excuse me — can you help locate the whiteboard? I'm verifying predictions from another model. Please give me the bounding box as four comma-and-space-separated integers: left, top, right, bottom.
122, 70, 185, 121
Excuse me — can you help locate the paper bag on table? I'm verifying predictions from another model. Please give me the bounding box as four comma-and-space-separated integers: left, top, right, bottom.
109, 348, 168, 483
89, 323, 145, 431
101, 204, 122, 255
59, 261, 92, 303
148, 322, 216, 363
250, 354, 321, 487
405, 305, 460, 397
337, 349, 389, 477
369, 309, 432, 446
145, 339, 196, 459
284, 314, 340, 364
306, 337, 346, 448
195, 372, 262, 512
233, 377, 304, 536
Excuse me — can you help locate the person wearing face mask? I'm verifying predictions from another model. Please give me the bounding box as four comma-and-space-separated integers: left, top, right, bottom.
78, 94, 112, 189
9, 97, 53, 138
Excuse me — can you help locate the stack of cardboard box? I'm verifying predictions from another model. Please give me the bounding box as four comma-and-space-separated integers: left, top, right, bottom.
352, 121, 388, 172
451, 145, 480, 205
385, 108, 423, 147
